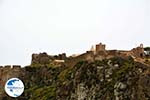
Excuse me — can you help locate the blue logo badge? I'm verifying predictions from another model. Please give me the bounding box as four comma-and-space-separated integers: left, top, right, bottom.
5, 78, 24, 97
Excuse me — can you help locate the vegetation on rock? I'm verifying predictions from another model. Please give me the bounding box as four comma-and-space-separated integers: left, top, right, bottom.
1, 57, 150, 100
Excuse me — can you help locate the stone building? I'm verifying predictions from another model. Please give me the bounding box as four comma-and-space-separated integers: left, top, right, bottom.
131, 44, 145, 58
95, 43, 106, 52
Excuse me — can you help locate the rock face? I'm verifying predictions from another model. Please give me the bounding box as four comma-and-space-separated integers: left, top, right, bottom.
0, 56, 150, 100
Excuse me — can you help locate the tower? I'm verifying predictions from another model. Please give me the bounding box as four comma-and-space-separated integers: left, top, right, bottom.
96, 43, 106, 52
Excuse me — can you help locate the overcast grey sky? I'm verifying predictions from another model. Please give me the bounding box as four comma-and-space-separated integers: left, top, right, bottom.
0, 0, 150, 66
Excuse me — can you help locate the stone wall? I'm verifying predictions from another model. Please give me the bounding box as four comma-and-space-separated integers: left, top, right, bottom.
31, 43, 145, 66
0, 65, 22, 83
31, 52, 67, 65
0, 65, 23, 96
65, 51, 94, 67
131, 46, 145, 58
32, 52, 51, 64
95, 43, 106, 52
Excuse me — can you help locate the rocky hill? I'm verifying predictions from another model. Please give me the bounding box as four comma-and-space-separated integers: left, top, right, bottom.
0, 56, 150, 100
0, 43, 150, 100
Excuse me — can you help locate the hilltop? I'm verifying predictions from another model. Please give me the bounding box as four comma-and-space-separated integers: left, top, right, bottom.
0, 43, 150, 100
31, 43, 147, 67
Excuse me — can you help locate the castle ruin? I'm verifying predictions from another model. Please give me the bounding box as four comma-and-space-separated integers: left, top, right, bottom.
30, 43, 146, 67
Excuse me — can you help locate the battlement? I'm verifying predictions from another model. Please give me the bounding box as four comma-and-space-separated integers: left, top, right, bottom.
4, 65, 11, 69
12, 65, 21, 69
0, 65, 22, 70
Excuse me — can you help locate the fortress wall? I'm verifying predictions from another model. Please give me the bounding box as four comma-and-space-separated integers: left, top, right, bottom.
0, 66, 24, 98
12, 65, 21, 69
0, 65, 23, 87
65, 51, 94, 67
131, 47, 145, 58
107, 50, 118, 56
31, 53, 67, 65
96, 51, 107, 56
31, 53, 52, 64
130, 44, 145, 58
94, 51, 107, 60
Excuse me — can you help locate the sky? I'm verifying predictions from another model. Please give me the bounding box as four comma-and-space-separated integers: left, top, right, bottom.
0, 0, 150, 66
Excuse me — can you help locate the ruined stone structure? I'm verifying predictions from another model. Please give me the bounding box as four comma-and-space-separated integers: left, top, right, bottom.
96, 43, 106, 52
131, 44, 145, 58
65, 51, 95, 67
0, 43, 146, 89
0, 42, 148, 99
30, 43, 146, 67
0, 42, 146, 67
31, 52, 67, 65
0, 65, 23, 95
